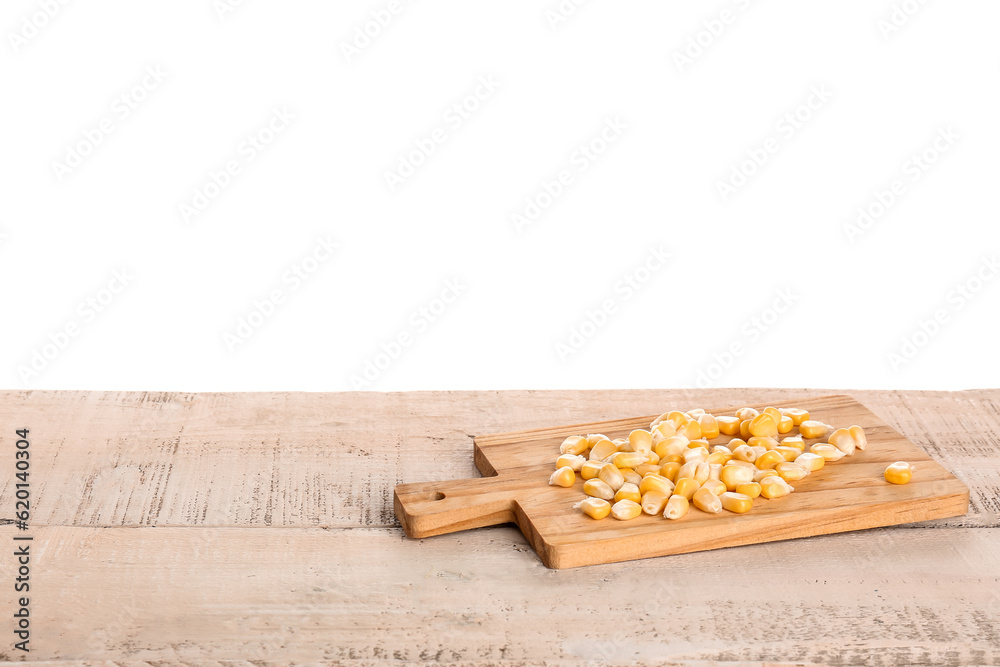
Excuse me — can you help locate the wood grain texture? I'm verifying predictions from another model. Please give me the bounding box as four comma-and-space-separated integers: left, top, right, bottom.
395, 395, 969, 567
0, 389, 997, 664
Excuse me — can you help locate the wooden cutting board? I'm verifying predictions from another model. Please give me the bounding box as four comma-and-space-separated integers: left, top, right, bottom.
393, 395, 969, 568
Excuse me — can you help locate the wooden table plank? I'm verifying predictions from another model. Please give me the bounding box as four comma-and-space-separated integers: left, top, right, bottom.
0, 525, 997, 664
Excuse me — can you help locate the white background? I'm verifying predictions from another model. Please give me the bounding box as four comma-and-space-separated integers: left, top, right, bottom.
2, 0, 998, 392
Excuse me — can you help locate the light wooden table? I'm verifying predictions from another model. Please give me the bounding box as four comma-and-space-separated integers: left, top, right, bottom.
0, 389, 997, 665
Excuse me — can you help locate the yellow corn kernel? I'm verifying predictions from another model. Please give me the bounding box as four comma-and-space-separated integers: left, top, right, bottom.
559, 435, 589, 455
774, 446, 800, 462
588, 439, 617, 461
644, 449, 660, 465
848, 425, 868, 451
748, 436, 779, 451
682, 447, 709, 464
728, 437, 748, 448
753, 467, 780, 483
676, 460, 698, 482
726, 458, 756, 471
828, 428, 856, 456
583, 478, 615, 501
666, 411, 691, 428
548, 466, 575, 487
720, 463, 754, 491
635, 463, 662, 477
580, 460, 604, 480
692, 487, 723, 513
777, 415, 794, 434
799, 420, 830, 439
579, 497, 611, 520
598, 463, 625, 491
732, 444, 757, 463
620, 468, 642, 486
755, 450, 784, 470
739, 419, 752, 440
613, 451, 647, 469
763, 406, 782, 425
586, 433, 611, 446
709, 463, 722, 481
720, 491, 753, 514
639, 474, 674, 496
810, 443, 846, 462
717, 416, 741, 436
749, 445, 768, 459
779, 407, 810, 426
614, 482, 641, 504
673, 477, 700, 500
701, 479, 727, 496
794, 452, 825, 472
759, 475, 793, 499
653, 420, 677, 439
628, 429, 653, 454
556, 454, 586, 471
650, 411, 670, 429
677, 420, 703, 440
655, 435, 690, 459
706, 450, 732, 466
735, 407, 760, 421
735, 482, 761, 498
659, 461, 681, 482
713, 444, 733, 455
780, 435, 805, 452
664, 494, 689, 519
641, 490, 670, 515
611, 499, 642, 520
687, 408, 706, 417
775, 461, 809, 482
698, 414, 720, 440
612, 438, 628, 449
661, 454, 684, 465
884, 461, 913, 485
749, 413, 778, 438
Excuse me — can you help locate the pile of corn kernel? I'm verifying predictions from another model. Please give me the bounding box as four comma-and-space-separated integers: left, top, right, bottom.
548, 406, 886, 521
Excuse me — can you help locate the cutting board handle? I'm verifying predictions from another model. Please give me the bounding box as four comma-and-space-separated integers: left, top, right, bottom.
394, 474, 524, 538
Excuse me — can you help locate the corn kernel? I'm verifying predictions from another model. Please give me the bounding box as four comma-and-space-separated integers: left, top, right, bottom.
687, 408, 706, 417
799, 420, 830, 439
645, 449, 661, 465
560, 435, 589, 455
635, 463, 662, 477
650, 412, 670, 429
779, 407, 810, 426
759, 476, 793, 499
639, 474, 674, 496
717, 416, 741, 436
709, 463, 722, 481
653, 421, 677, 439
620, 468, 642, 486
749, 445, 768, 459
659, 461, 681, 482
614, 482, 641, 504
583, 478, 615, 500
884, 461, 912, 485
810, 443, 845, 462
775, 461, 809, 482
549, 466, 575, 487
701, 479, 727, 496
613, 451, 647, 469
641, 491, 670, 515
828, 428, 856, 456
673, 477, 700, 500
586, 434, 610, 446
727, 459, 756, 471
720, 491, 753, 514
611, 499, 642, 520
732, 444, 757, 463
735, 407, 759, 421
698, 414, 720, 440
612, 438, 627, 448
580, 460, 604, 480
794, 452, 825, 472
556, 454, 586, 471
735, 482, 761, 498
677, 420, 703, 440
774, 446, 801, 462
749, 413, 778, 438
748, 436, 779, 450
739, 419, 752, 440
598, 463, 625, 491
661, 454, 684, 464
683, 447, 708, 464
720, 463, 754, 491
848, 425, 868, 451
628, 429, 653, 454
666, 411, 691, 428
777, 416, 793, 434
664, 494, 689, 519
753, 468, 780, 483
589, 439, 617, 461
780, 435, 805, 452
655, 435, 690, 459
755, 450, 784, 470
692, 487, 722, 513
706, 451, 732, 466
579, 497, 611, 520
713, 445, 733, 455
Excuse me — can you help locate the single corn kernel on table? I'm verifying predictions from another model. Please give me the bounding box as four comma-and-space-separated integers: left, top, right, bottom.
1, 389, 998, 664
